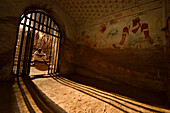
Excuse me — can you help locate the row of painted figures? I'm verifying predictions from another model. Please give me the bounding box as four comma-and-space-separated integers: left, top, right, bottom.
78, 16, 170, 49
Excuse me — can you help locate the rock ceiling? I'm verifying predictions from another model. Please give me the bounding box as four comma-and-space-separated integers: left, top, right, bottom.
56, 0, 154, 25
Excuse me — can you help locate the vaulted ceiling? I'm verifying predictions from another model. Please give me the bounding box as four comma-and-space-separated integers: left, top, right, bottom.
56, 0, 152, 25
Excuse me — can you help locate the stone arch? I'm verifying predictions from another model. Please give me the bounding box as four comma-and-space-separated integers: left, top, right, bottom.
12, 10, 62, 76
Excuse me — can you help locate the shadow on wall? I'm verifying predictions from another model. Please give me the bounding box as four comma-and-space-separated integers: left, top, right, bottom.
73, 46, 166, 91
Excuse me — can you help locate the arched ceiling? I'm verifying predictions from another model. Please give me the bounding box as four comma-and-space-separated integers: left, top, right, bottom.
56, 0, 153, 25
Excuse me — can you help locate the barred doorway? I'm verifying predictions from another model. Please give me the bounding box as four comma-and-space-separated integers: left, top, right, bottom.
12, 11, 61, 76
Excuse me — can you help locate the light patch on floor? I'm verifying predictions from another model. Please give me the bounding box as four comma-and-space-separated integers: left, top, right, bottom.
30, 62, 48, 75
31, 75, 170, 113
30, 66, 48, 75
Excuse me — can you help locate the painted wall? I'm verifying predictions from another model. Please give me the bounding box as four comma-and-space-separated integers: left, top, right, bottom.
76, 0, 164, 49
0, 0, 76, 80
74, 0, 167, 93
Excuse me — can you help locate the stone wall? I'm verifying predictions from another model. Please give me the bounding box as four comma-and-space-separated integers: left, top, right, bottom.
76, 0, 164, 49
74, 47, 167, 92
0, 0, 76, 80
164, 0, 170, 106
74, 0, 167, 93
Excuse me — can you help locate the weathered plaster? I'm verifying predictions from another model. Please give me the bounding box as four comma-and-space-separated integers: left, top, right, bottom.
74, 0, 167, 94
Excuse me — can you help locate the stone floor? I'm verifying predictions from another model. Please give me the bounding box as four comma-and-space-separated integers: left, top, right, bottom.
30, 62, 170, 112
0, 77, 42, 113
0, 62, 170, 113
30, 62, 48, 76
30, 75, 170, 113
0, 63, 47, 113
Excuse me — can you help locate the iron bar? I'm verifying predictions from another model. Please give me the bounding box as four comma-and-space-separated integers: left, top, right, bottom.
54, 31, 59, 73
41, 14, 45, 32
48, 35, 53, 74
53, 38, 58, 73
48, 19, 52, 74
27, 13, 37, 75
46, 17, 49, 33
50, 24, 55, 74
56, 36, 61, 73
22, 12, 59, 32
20, 23, 60, 38
51, 36, 56, 74
16, 15, 27, 75
12, 17, 23, 75
22, 13, 33, 75
13, 11, 61, 76
38, 13, 42, 31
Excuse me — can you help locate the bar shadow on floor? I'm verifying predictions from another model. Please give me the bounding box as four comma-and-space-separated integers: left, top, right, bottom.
23, 75, 67, 113
0, 77, 36, 113
30, 74, 52, 80
61, 74, 169, 110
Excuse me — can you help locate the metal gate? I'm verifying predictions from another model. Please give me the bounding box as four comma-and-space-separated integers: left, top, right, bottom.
12, 11, 61, 76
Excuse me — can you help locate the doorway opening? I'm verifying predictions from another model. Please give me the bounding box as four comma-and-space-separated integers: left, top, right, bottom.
12, 11, 61, 76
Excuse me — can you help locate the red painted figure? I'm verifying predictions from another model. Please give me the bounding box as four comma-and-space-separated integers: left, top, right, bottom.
113, 17, 155, 49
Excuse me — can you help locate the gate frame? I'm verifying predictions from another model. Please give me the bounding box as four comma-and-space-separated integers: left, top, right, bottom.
12, 10, 62, 76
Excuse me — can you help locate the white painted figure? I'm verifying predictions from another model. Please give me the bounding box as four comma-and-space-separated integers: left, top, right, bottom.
31, 48, 48, 65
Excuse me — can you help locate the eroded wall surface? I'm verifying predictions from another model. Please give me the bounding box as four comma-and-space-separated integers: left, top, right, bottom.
74, 0, 167, 92
165, 0, 170, 105
0, 0, 76, 80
